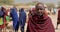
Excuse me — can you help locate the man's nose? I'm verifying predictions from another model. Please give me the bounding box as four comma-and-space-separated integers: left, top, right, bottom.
39, 10, 42, 12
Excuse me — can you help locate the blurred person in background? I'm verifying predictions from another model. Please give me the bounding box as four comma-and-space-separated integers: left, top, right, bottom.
0, 6, 7, 32
10, 6, 19, 32
56, 7, 60, 29
19, 8, 26, 32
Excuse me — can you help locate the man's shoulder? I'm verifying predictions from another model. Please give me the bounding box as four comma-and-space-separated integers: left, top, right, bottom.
47, 16, 52, 20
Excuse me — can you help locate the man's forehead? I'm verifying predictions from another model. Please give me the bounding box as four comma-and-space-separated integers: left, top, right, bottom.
38, 4, 44, 7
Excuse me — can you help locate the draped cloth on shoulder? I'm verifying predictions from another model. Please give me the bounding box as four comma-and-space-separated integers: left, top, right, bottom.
26, 8, 55, 32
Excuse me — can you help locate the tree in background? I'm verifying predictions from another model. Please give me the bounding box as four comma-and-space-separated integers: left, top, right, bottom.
57, 1, 60, 8
46, 3, 55, 11
26, 1, 39, 5
0, 0, 13, 5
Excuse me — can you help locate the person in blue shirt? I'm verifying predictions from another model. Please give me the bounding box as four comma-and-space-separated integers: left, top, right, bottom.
19, 8, 26, 32
10, 7, 19, 32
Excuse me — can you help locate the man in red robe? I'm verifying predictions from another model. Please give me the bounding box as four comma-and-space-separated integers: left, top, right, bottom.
56, 7, 60, 29
26, 2, 55, 32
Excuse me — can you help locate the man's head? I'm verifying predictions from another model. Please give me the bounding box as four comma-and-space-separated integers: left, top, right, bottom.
35, 2, 45, 16
19, 8, 24, 12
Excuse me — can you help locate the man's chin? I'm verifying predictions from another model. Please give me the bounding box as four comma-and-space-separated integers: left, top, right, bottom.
39, 14, 43, 17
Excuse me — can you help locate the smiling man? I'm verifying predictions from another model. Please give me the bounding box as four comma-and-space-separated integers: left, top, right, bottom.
26, 2, 55, 32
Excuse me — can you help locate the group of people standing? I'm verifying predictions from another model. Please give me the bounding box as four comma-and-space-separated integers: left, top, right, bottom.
0, 6, 26, 32
0, 2, 60, 32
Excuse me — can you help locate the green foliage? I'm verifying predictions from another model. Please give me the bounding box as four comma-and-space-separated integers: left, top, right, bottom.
46, 3, 55, 8
0, 0, 13, 5
58, 1, 60, 7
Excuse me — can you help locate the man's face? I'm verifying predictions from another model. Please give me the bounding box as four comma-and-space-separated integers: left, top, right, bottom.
37, 4, 45, 16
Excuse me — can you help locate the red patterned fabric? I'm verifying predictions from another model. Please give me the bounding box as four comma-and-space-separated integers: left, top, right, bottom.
26, 8, 55, 32
57, 10, 60, 24
58, 10, 60, 20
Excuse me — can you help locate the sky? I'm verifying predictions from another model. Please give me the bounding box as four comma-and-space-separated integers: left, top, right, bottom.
14, 0, 60, 4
